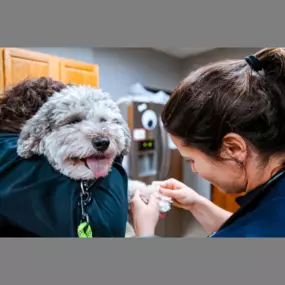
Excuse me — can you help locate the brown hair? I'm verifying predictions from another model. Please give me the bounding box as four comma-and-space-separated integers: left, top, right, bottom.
162, 48, 285, 160
0, 77, 67, 133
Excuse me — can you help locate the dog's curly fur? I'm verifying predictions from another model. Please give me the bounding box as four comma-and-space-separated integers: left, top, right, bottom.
128, 180, 172, 212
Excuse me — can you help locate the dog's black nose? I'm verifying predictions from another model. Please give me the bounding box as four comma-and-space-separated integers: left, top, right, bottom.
92, 137, 110, 152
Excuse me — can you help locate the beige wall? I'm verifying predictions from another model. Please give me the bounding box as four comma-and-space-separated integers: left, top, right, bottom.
25, 47, 182, 100
183, 47, 261, 76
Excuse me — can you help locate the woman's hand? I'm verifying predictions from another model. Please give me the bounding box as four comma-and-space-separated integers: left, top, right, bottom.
153, 179, 202, 211
130, 190, 160, 237
153, 179, 232, 233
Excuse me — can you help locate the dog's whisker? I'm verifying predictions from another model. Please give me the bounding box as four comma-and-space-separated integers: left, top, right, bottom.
65, 145, 74, 157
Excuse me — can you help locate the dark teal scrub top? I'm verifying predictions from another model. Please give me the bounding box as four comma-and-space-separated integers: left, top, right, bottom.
0, 132, 129, 237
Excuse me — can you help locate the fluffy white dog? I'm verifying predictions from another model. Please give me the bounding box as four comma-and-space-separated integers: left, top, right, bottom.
17, 85, 131, 180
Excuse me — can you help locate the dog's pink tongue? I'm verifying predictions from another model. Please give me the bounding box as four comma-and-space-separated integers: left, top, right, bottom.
86, 158, 111, 177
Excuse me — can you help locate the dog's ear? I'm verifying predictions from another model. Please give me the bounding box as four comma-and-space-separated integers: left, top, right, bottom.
121, 120, 131, 156
17, 102, 54, 158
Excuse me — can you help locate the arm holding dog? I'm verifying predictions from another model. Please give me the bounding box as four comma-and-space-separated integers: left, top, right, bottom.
158, 179, 232, 234
0, 133, 128, 237
128, 178, 233, 237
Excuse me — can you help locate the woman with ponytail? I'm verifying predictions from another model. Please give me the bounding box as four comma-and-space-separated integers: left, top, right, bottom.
130, 48, 285, 238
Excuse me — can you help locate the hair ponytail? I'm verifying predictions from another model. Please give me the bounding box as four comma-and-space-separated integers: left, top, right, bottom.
254, 48, 285, 81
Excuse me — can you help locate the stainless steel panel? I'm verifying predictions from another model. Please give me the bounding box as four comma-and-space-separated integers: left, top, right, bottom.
119, 99, 184, 237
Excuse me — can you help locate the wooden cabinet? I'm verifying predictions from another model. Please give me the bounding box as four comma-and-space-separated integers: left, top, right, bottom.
3, 48, 59, 89
0, 47, 99, 92
211, 185, 244, 213
59, 58, 99, 87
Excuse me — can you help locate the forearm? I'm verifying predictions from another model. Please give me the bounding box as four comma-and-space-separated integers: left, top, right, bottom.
189, 195, 233, 233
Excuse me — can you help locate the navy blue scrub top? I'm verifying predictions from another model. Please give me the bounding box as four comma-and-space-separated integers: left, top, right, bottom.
210, 170, 285, 238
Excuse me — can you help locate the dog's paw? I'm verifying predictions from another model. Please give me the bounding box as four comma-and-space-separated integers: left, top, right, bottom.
127, 179, 147, 202
128, 179, 172, 213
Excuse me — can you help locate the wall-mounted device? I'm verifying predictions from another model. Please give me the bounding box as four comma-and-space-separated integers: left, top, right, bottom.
118, 101, 172, 185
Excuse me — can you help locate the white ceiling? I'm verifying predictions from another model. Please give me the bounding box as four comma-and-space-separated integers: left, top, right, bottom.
154, 47, 214, 58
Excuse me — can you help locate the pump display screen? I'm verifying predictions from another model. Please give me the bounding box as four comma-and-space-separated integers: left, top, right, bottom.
138, 139, 155, 151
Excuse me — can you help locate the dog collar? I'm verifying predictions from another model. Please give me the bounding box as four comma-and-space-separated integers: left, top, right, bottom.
77, 180, 97, 238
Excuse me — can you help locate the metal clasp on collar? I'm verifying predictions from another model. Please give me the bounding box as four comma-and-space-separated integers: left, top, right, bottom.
79, 181, 92, 223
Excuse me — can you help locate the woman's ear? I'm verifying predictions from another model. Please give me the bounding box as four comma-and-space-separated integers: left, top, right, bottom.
220, 133, 247, 164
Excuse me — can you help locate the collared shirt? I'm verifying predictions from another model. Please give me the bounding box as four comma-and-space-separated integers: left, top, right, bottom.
210, 172, 285, 238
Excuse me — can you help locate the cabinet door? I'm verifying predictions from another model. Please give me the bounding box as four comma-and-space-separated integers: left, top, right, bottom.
59, 58, 99, 87
3, 48, 59, 89
211, 185, 244, 213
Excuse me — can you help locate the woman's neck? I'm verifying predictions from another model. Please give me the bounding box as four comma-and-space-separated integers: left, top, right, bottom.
246, 156, 285, 192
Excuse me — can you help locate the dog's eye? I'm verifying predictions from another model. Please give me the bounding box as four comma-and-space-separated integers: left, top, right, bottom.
112, 119, 119, 124
70, 119, 81, 124
100, 118, 107, 123
58, 115, 84, 127
67, 118, 82, 125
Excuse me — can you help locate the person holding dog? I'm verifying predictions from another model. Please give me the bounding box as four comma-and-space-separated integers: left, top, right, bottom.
130, 47, 285, 238
0, 77, 129, 237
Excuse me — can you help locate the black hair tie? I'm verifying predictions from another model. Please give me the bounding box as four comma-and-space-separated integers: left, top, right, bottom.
245, 55, 263, 72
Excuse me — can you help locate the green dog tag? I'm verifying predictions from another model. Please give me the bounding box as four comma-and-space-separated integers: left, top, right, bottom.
77, 221, 93, 238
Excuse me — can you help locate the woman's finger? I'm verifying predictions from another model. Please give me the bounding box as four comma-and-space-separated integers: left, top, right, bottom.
158, 178, 185, 190
148, 193, 159, 207
131, 190, 146, 207
159, 187, 182, 199
152, 179, 174, 189
132, 190, 141, 201
172, 200, 185, 208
